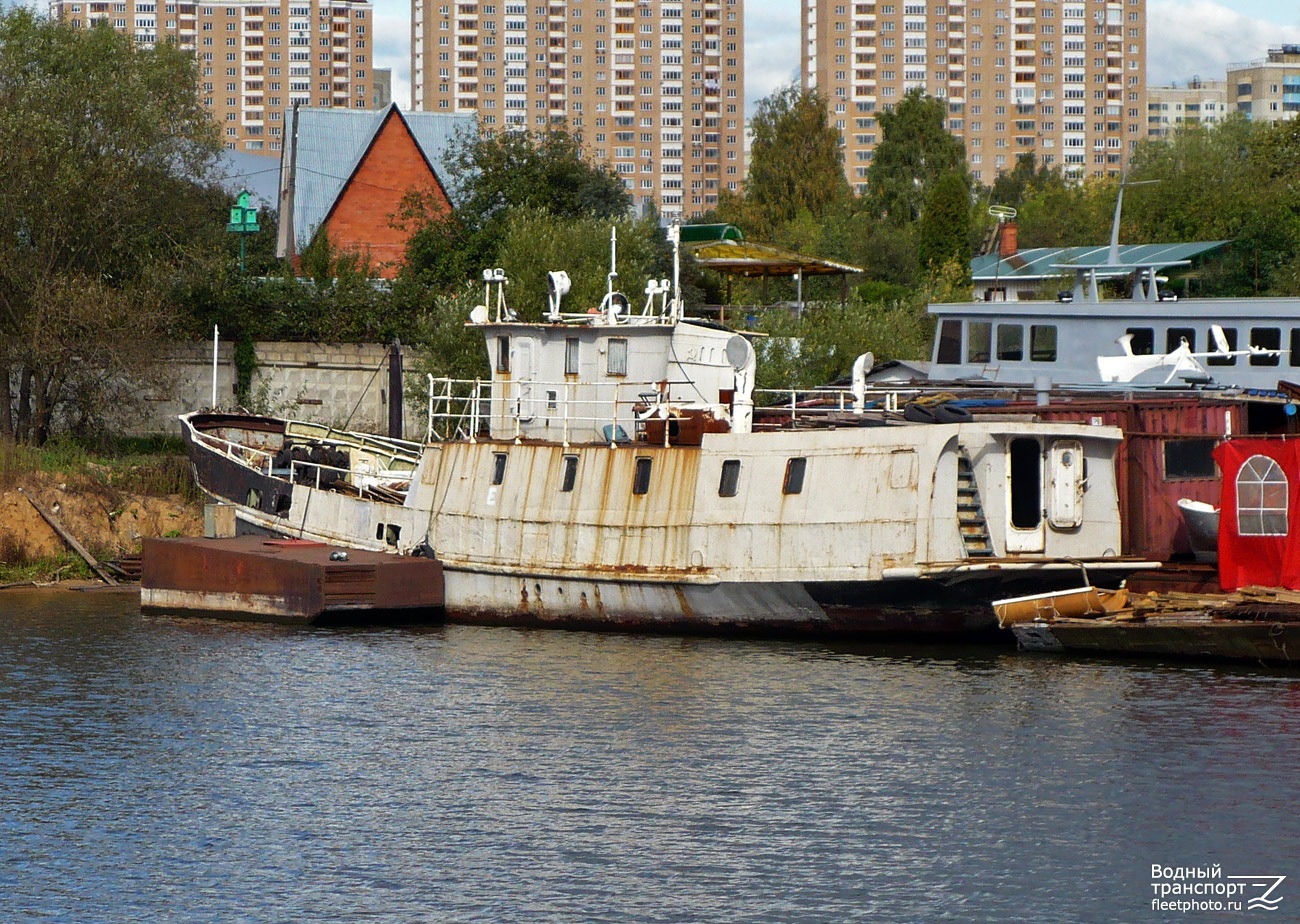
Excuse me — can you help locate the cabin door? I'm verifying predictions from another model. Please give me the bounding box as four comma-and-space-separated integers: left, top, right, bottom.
514, 337, 536, 421
1005, 436, 1045, 552
1047, 439, 1085, 529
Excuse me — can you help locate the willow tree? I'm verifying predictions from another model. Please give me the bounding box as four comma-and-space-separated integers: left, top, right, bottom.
0, 10, 222, 444
727, 84, 850, 241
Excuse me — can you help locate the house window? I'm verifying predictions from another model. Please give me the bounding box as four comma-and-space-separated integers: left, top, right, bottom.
496, 335, 510, 372
1029, 324, 1057, 362
1208, 327, 1237, 366
783, 457, 807, 495
1236, 454, 1288, 536
632, 456, 652, 495
1250, 327, 1281, 366
1163, 439, 1218, 481
565, 337, 579, 375
967, 321, 992, 363
996, 323, 1024, 361
560, 454, 578, 492
491, 452, 507, 485
718, 459, 741, 497
608, 337, 628, 376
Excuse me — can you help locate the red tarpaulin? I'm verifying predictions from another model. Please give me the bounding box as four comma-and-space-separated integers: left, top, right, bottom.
1213, 439, 1300, 591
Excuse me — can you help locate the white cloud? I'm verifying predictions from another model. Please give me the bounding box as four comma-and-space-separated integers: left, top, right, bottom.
1147, 0, 1300, 85
373, 0, 410, 108
745, 4, 800, 116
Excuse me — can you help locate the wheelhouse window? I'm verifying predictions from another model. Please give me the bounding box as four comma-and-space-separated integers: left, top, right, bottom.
718, 459, 741, 497
783, 457, 807, 495
632, 456, 652, 495
491, 452, 507, 485
1166, 327, 1195, 352
560, 454, 578, 492
1237, 454, 1288, 536
565, 337, 580, 375
1290, 328, 1300, 367
996, 323, 1023, 361
1029, 324, 1057, 362
1125, 327, 1154, 356
1250, 327, 1281, 367
607, 337, 628, 376
1163, 439, 1218, 481
496, 335, 510, 373
967, 321, 992, 363
1208, 327, 1237, 366
935, 320, 962, 364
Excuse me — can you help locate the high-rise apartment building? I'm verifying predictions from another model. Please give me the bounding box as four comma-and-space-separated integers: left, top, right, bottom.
802, 0, 1146, 190
49, 0, 375, 156
411, 0, 745, 218
1146, 78, 1226, 139
1228, 45, 1300, 124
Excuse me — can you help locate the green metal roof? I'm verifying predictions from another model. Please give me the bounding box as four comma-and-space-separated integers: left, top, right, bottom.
972, 241, 1228, 281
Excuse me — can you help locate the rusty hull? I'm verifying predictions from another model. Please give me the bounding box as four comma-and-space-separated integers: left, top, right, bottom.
141, 536, 443, 625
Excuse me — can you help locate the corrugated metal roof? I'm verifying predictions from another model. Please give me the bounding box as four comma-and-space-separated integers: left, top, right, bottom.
283, 104, 474, 251
971, 241, 1227, 281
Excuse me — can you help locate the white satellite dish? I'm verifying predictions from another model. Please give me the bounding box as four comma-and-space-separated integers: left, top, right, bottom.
469, 305, 489, 324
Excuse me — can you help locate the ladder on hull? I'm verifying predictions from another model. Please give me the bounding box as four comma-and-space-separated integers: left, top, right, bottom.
957, 451, 996, 558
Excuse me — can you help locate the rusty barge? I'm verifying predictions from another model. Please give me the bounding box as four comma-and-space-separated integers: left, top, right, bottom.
180, 229, 1156, 638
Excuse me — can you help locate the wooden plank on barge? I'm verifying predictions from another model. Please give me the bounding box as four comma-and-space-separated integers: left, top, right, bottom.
140, 536, 443, 625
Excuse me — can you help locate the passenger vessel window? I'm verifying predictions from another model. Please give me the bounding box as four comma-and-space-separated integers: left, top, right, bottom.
718, 459, 741, 497
783, 457, 807, 495
936, 320, 962, 364
1250, 327, 1281, 367
1125, 327, 1154, 356
1029, 324, 1057, 362
565, 337, 579, 375
1207, 327, 1237, 366
491, 452, 507, 485
1237, 454, 1288, 536
967, 321, 992, 363
632, 456, 652, 495
996, 323, 1024, 362
1290, 328, 1300, 367
608, 337, 628, 376
496, 336, 510, 373
560, 454, 578, 492
1166, 327, 1195, 353
1163, 439, 1218, 481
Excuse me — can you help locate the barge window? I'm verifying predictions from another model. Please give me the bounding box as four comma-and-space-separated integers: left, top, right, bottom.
1207, 326, 1237, 366
996, 323, 1023, 361
560, 454, 578, 492
491, 452, 508, 485
565, 337, 579, 375
1250, 327, 1281, 366
1163, 439, 1218, 481
1029, 324, 1057, 362
1125, 327, 1154, 355
967, 321, 992, 363
375, 523, 400, 546
783, 457, 807, 495
607, 337, 628, 376
496, 336, 510, 373
935, 320, 962, 364
718, 459, 741, 497
632, 456, 652, 495
1237, 454, 1288, 536
1290, 329, 1300, 367
1009, 437, 1042, 530
1166, 327, 1195, 352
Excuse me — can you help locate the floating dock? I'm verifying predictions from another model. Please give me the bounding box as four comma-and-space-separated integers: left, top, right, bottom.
141, 536, 443, 625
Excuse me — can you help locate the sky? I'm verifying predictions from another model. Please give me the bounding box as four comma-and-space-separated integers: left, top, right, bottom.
371, 0, 1300, 116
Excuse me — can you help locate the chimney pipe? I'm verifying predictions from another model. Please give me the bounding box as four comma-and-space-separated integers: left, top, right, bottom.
999, 220, 1019, 258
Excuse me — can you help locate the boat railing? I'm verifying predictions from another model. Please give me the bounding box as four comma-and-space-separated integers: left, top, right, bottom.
192, 430, 278, 474
753, 386, 917, 420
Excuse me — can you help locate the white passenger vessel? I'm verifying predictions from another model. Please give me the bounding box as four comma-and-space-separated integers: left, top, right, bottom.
182, 230, 1154, 637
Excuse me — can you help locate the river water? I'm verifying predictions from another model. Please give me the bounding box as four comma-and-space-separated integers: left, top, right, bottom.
1, 587, 1297, 922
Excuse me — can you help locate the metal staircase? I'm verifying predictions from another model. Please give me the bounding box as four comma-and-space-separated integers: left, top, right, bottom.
957, 451, 996, 558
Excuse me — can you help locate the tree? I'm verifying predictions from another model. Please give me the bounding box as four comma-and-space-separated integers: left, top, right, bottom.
0, 11, 222, 443
866, 88, 966, 225
728, 84, 850, 240
916, 170, 972, 271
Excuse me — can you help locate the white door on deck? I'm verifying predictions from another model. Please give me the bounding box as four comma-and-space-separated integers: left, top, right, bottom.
1047, 439, 1085, 529
514, 337, 536, 421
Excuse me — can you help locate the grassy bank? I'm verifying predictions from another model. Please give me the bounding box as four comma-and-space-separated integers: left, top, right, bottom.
0, 436, 203, 585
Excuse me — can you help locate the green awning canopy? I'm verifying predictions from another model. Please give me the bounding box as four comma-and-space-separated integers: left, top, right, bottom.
679, 223, 745, 244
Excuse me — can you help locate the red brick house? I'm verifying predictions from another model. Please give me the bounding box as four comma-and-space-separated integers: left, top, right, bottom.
276, 104, 474, 279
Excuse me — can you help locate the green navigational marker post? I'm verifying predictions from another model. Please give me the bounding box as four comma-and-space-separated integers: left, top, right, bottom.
226, 189, 260, 273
